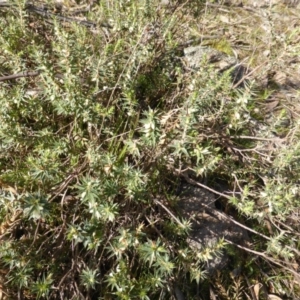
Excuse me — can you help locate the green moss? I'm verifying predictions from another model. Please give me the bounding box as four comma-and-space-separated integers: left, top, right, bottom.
211, 39, 234, 56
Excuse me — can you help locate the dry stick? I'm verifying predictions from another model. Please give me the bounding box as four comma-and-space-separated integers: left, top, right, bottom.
0, 71, 40, 82
183, 173, 300, 257
49, 159, 88, 202
181, 172, 273, 241
57, 259, 76, 289
243, 273, 259, 300
181, 172, 231, 200
154, 198, 186, 228
225, 239, 300, 280
232, 62, 266, 89
230, 135, 284, 142
204, 207, 299, 277
276, 219, 300, 236
144, 215, 175, 254
25, 3, 112, 29
184, 190, 300, 280
177, 35, 222, 48
197, 133, 284, 143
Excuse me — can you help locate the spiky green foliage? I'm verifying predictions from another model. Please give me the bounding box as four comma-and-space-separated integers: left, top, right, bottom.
0, 0, 300, 299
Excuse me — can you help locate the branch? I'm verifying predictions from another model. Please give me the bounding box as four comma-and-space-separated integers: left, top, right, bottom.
181, 171, 232, 200
180, 171, 275, 242
25, 3, 112, 29
182, 172, 300, 257
0, 70, 40, 82
154, 198, 186, 228
230, 135, 285, 142
225, 239, 300, 281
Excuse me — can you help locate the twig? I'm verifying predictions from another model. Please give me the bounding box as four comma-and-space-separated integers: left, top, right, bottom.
183, 172, 300, 258
181, 171, 231, 200
48, 159, 88, 202
232, 62, 266, 89
154, 198, 186, 228
177, 35, 223, 48
225, 239, 300, 280
180, 172, 275, 243
57, 258, 76, 289
243, 274, 259, 300
230, 135, 284, 142
25, 3, 112, 29
144, 215, 174, 254
0, 70, 40, 82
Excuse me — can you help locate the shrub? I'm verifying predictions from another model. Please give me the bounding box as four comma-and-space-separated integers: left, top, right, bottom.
0, 0, 300, 299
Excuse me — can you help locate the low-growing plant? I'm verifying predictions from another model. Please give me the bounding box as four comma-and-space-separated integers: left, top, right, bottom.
0, 0, 300, 299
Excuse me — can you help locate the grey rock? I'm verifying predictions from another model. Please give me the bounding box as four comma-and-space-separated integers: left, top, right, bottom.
178, 184, 249, 275
183, 45, 248, 86
184, 45, 237, 72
